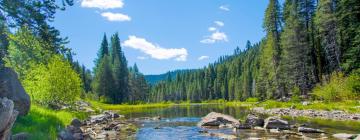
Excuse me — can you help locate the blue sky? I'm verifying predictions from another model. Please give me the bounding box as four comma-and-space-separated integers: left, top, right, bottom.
52, 0, 268, 75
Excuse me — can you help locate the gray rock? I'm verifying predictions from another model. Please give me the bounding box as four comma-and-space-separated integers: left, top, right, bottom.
70, 118, 82, 127
12, 132, 31, 140
298, 127, 324, 133
58, 130, 75, 140
0, 68, 30, 116
0, 97, 19, 140
207, 132, 237, 140
89, 114, 108, 124
245, 114, 264, 127
264, 116, 290, 130
197, 112, 240, 127
234, 124, 251, 129
332, 133, 358, 140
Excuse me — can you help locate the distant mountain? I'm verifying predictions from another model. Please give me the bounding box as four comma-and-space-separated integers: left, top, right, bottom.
145, 69, 195, 85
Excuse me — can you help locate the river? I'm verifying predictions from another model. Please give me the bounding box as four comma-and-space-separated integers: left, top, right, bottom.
117, 104, 359, 140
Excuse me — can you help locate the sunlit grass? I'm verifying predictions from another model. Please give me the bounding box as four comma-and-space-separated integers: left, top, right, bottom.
256, 100, 360, 113
12, 104, 87, 140
88, 100, 175, 110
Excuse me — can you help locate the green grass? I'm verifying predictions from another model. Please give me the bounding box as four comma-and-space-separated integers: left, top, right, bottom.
12, 104, 87, 140
88, 100, 175, 110
283, 116, 360, 133
256, 100, 360, 113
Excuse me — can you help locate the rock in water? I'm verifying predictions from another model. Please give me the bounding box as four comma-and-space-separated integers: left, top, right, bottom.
197, 112, 240, 127
0, 98, 19, 140
298, 127, 324, 133
263, 116, 290, 130
0, 68, 30, 116
245, 114, 264, 127
332, 133, 358, 140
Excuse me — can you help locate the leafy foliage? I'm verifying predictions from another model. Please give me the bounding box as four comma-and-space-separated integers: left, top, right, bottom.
5, 27, 52, 78
23, 55, 82, 108
313, 70, 360, 101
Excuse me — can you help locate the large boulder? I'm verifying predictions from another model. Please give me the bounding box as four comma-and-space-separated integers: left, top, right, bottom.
197, 112, 240, 128
0, 97, 19, 139
245, 114, 264, 127
0, 68, 30, 116
263, 116, 290, 130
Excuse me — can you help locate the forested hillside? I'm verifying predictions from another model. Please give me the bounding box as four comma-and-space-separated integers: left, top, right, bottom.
148, 0, 360, 102
145, 70, 195, 85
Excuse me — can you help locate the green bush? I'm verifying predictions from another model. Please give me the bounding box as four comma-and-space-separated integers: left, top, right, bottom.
23, 55, 82, 108
245, 97, 259, 102
313, 71, 360, 102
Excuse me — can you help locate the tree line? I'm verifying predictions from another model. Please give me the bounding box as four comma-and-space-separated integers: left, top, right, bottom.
148, 0, 360, 102
0, 0, 359, 106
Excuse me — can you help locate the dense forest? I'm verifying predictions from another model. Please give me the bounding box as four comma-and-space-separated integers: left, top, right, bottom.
1, 0, 359, 106
148, 0, 360, 103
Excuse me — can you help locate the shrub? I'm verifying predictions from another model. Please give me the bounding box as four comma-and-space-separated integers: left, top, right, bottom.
23, 55, 82, 108
313, 71, 360, 102
245, 97, 259, 102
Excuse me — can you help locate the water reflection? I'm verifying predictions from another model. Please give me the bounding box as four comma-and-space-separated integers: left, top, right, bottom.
118, 104, 359, 140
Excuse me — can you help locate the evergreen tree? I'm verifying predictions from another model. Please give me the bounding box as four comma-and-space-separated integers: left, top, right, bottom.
337, 0, 360, 72
281, 0, 315, 95
110, 33, 129, 103
94, 34, 109, 73
92, 55, 115, 103
315, 0, 341, 72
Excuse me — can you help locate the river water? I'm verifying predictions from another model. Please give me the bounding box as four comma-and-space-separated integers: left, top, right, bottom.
118, 104, 359, 140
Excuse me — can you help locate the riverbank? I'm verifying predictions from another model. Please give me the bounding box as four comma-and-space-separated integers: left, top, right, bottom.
11, 99, 360, 139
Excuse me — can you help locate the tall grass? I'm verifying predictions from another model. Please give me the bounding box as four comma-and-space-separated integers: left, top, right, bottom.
12, 105, 86, 140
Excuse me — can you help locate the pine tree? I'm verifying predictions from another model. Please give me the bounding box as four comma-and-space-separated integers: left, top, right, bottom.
261, 0, 284, 98
315, 0, 341, 72
110, 33, 129, 103
92, 56, 115, 103
281, 0, 315, 95
94, 33, 109, 73
337, 0, 360, 72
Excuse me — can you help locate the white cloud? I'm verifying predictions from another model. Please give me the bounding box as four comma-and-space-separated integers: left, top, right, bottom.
198, 56, 209, 61
214, 21, 224, 27
101, 12, 131, 22
200, 39, 215, 44
208, 27, 217, 32
123, 36, 188, 61
137, 56, 147, 60
81, 0, 124, 9
200, 31, 228, 44
219, 5, 230, 11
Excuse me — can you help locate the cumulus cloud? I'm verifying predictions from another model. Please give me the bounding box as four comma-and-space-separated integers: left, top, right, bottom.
214, 21, 224, 27
201, 21, 228, 44
200, 31, 228, 44
219, 5, 230, 11
101, 12, 131, 22
123, 36, 188, 61
81, 0, 124, 9
198, 56, 209, 61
